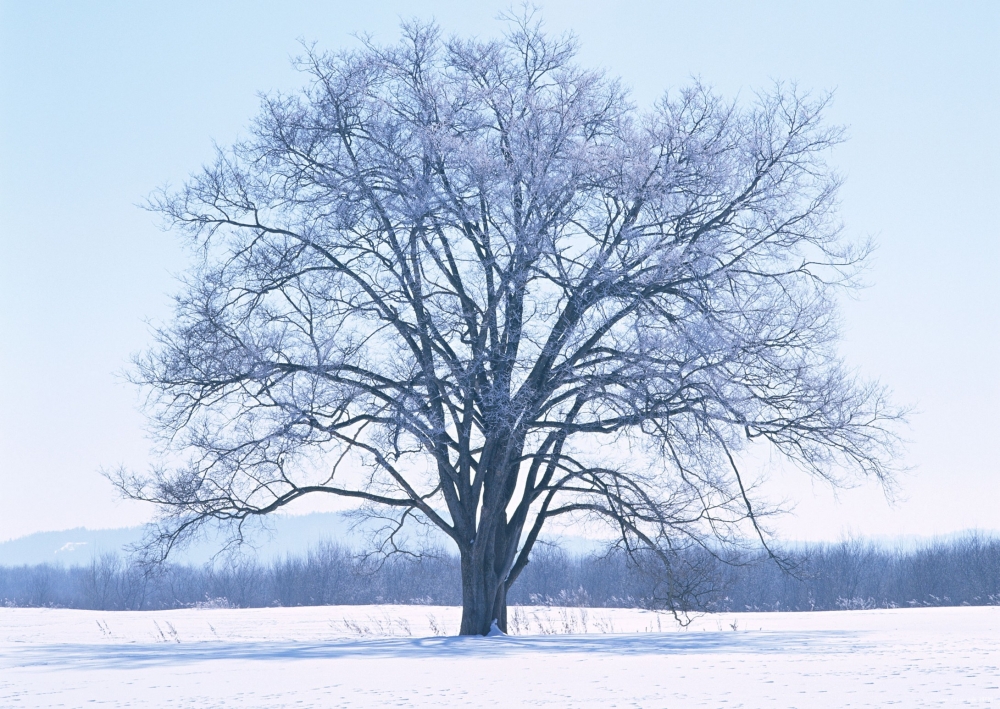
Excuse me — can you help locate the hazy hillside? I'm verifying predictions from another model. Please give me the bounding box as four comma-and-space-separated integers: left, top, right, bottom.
0, 513, 365, 566
0, 513, 603, 567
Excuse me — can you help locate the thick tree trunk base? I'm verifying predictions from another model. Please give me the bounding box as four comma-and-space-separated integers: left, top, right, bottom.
459, 593, 507, 635
458, 554, 508, 635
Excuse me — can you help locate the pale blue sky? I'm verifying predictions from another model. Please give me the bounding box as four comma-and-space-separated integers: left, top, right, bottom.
1, 1, 997, 543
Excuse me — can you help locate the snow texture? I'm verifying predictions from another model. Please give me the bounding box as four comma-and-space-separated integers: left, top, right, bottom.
1, 605, 998, 707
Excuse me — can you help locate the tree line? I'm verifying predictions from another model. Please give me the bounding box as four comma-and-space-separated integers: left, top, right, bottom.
2, 535, 997, 613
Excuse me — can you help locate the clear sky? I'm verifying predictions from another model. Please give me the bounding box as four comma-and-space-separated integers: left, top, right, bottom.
1, 1, 998, 544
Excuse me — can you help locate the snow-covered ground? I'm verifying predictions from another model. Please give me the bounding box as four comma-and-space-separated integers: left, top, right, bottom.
2, 605, 998, 707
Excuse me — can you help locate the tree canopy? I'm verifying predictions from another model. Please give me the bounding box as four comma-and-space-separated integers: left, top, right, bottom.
115, 14, 903, 634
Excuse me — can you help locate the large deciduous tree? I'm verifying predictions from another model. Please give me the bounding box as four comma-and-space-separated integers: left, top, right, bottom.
115, 15, 902, 635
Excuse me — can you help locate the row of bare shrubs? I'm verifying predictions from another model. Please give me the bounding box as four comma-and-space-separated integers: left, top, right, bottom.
1, 535, 998, 611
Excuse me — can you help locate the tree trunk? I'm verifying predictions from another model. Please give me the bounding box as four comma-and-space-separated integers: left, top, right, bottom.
492, 583, 508, 633
457, 436, 523, 635
458, 518, 514, 635
459, 551, 505, 635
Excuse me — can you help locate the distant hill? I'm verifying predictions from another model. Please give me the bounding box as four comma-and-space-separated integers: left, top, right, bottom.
0, 526, 146, 567
0, 513, 367, 567
0, 513, 604, 567
4, 515, 996, 572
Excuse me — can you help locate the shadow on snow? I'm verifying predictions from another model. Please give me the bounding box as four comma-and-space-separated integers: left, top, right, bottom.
4, 629, 867, 670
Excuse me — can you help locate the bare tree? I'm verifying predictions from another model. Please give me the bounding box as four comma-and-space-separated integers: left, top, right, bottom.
113, 14, 903, 635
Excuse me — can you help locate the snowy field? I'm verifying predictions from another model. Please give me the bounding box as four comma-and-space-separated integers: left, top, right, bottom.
2, 605, 998, 707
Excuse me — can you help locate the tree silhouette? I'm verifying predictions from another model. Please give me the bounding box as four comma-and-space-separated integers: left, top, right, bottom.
114, 14, 902, 634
